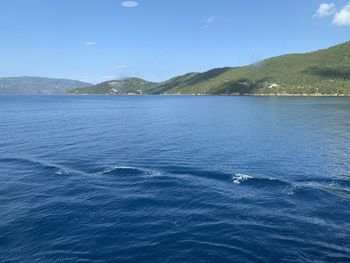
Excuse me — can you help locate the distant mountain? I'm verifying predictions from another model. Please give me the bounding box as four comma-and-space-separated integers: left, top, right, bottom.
67, 77, 157, 95
0, 77, 91, 94
68, 41, 350, 95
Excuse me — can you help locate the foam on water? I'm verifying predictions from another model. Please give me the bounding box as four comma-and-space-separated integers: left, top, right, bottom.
232, 173, 253, 184
231, 173, 288, 187
100, 166, 139, 174
231, 172, 350, 199
55, 168, 70, 176
97, 165, 165, 179
143, 170, 163, 178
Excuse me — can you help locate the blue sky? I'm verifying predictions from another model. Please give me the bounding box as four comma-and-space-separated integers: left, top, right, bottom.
0, 0, 349, 83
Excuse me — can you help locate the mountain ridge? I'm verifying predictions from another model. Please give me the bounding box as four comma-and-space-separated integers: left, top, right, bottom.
0, 76, 91, 94
68, 40, 350, 95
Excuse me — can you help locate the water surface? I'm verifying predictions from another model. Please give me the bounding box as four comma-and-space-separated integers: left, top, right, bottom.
1, 95, 350, 262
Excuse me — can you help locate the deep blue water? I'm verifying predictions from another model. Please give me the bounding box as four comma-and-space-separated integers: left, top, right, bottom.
1, 95, 350, 262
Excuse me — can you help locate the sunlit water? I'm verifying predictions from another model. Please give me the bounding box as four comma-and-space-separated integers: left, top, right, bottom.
1, 95, 350, 262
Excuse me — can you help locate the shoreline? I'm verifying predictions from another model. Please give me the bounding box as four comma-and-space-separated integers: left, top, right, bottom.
65, 93, 350, 97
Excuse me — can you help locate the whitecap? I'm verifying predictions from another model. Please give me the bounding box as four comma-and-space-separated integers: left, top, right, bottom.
232, 173, 253, 184
55, 168, 70, 176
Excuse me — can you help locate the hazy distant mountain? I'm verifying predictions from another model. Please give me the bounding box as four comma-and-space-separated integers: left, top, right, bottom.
68, 40, 350, 96
0, 76, 91, 94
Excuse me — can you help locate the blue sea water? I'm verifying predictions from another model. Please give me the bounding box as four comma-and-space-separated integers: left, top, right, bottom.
0, 95, 350, 262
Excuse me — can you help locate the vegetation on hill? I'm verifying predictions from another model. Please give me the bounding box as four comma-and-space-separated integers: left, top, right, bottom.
0, 76, 90, 94
151, 41, 350, 95
67, 78, 157, 95
68, 41, 350, 95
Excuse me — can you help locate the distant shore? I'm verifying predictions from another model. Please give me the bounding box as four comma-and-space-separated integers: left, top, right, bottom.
66, 93, 350, 97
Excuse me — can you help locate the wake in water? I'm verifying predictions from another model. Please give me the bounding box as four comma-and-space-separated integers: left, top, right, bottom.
1, 158, 350, 262
2, 155, 349, 202
98, 165, 163, 178
231, 172, 350, 198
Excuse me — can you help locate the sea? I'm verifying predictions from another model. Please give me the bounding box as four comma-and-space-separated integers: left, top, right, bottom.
0, 95, 350, 262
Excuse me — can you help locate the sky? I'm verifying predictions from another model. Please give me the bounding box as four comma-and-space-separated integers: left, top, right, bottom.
0, 0, 349, 84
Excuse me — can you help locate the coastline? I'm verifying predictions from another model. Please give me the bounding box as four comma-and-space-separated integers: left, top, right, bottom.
65, 93, 350, 97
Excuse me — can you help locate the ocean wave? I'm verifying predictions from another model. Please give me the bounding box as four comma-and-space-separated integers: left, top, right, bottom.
161, 166, 291, 189
98, 166, 164, 178
0, 157, 51, 167
231, 172, 350, 199
232, 173, 252, 184
164, 166, 232, 182
232, 173, 289, 187
3, 157, 349, 199
0, 157, 75, 177
100, 166, 139, 173
294, 179, 350, 198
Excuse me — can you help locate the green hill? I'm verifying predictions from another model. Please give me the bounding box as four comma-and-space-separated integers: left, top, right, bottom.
0, 76, 91, 94
152, 41, 350, 95
68, 41, 350, 95
67, 77, 157, 95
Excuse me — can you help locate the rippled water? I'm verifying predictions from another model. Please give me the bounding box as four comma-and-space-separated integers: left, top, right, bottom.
1, 95, 350, 262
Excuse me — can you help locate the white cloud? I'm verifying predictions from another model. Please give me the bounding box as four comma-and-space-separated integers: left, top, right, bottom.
315, 3, 336, 17
204, 16, 215, 29
121, 1, 138, 8
85, 42, 97, 46
333, 3, 350, 26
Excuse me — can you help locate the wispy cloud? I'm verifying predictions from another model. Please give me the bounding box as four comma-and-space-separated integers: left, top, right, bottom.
121, 1, 139, 8
314, 3, 336, 17
203, 16, 215, 30
85, 41, 97, 46
333, 3, 350, 26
